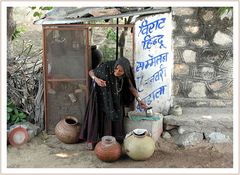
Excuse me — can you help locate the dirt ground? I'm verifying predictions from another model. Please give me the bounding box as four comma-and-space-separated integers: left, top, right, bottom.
7, 132, 233, 168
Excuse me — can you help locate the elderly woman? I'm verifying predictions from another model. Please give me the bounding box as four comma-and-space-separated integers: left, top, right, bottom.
80, 57, 148, 150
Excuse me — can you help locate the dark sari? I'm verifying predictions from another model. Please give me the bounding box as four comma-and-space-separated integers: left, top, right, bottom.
79, 57, 135, 144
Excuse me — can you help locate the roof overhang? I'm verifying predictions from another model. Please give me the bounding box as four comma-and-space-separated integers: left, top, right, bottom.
34, 7, 171, 25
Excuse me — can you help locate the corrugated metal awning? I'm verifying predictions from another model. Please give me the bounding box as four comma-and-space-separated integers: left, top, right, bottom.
34, 7, 171, 25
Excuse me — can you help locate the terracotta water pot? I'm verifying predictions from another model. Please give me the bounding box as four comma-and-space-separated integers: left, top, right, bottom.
55, 116, 80, 144
95, 136, 121, 162
123, 129, 155, 161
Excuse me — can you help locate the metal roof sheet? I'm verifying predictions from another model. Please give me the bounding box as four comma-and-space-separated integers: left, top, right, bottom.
34, 7, 171, 25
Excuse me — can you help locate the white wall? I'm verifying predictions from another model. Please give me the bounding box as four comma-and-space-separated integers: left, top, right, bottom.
134, 13, 173, 115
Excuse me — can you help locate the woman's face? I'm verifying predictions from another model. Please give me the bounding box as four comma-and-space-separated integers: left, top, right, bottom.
114, 65, 125, 77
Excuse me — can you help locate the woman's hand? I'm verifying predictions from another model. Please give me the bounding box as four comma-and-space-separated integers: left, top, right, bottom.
95, 77, 106, 87
138, 100, 148, 110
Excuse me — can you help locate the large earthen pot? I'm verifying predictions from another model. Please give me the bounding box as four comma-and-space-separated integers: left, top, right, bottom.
123, 129, 155, 161
95, 136, 121, 162
55, 116, 80, 144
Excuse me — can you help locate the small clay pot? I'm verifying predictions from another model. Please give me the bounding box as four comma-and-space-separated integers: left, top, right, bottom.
95, 136, 121, 162
55, 116, 80, 144
170, 105, 182, 116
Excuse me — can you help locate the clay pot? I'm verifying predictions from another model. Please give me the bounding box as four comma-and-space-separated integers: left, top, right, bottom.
170, 105, 182, 116
123, 129, 155, 161
55, 116, 80, 144
95, 136, 121, 162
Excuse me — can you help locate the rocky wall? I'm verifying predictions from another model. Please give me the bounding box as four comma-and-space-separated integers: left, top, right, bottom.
172, 7, 233, 107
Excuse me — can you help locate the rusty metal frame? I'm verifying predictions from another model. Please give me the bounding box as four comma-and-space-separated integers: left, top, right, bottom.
43, 24, 134, 28
132, 25, 135, 68
85, 27, 90, 100
42, 26, 48, 132
42, 24, 135, 132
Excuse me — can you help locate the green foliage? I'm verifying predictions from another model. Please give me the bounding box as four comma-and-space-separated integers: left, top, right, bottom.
106, 28, 117, 42
39, 7, 53, 11
7, 100, 27, 125
30, 6, 53, 19
33, 11, 42, 18
100, 45, 116, 61
217, 7, 232, 16
12, 26, 26, 40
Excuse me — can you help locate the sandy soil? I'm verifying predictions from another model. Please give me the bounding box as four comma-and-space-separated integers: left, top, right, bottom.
7, 132, 233, 168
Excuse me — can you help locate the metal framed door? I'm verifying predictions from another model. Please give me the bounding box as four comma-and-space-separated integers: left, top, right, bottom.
43, 26, 90, 133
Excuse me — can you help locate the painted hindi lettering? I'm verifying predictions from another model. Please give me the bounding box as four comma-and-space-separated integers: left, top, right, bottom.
138, 18, 166, 36
135, 52, 168, 72
136, 85, 167, 111
142, 34, 166, 50
145, 64, 166, 84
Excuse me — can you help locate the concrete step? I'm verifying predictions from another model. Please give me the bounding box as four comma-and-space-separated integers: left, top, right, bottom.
164, 107, 232, 129
163, 107, 233, 146
173, 97, 232, 107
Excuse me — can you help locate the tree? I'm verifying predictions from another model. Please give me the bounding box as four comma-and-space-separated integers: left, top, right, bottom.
7, 7, 16, 60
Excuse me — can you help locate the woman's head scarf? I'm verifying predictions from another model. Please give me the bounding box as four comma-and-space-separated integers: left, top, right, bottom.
114, 57, 131, 78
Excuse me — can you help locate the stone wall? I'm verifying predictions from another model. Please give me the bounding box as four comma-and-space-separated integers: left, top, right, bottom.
172, 7, 233, 107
